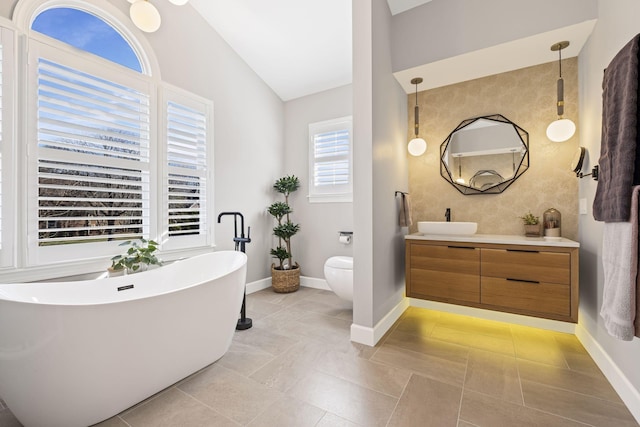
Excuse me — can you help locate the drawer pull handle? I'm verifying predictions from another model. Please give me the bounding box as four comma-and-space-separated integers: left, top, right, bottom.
506, 278, 540, 284
506, 249, 540, 254
447, 246, 476, 250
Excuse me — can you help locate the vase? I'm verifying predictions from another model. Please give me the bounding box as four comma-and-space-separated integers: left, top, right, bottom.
523, 224, 541, 237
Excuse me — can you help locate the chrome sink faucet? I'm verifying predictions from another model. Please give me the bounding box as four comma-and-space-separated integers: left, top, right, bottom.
445, 208, 451, 222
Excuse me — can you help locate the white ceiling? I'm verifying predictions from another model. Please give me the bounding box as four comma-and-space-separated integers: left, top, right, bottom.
189, 0, 593, 101
190, 0, 353, 101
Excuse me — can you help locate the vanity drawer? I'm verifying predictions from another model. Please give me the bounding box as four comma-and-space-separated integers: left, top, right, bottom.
410, 268, 480, 303
481, 277, 570, 317
410, 244, 479, 275
481, 248, 570, 284
408, 244, 480, 303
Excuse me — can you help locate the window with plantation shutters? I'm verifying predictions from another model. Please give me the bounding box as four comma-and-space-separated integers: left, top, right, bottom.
0, 5, 215, 277
163, 90, 212, 249
308, 116, 353, 203
27, 40, 153, 264
36, 58, 150, 244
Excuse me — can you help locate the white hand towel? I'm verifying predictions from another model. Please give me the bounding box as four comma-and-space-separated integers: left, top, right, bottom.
600, 185, 640, 340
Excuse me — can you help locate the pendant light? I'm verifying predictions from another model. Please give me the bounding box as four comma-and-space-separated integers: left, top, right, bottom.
128, 0, 190, 33
408, 77, 427, 156
546, 41, 576, 142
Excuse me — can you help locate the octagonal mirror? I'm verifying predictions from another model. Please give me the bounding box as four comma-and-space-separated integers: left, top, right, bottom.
440, 114, 529, 195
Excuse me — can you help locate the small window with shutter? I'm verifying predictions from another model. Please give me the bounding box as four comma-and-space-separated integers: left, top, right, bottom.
308, 116, 352, 203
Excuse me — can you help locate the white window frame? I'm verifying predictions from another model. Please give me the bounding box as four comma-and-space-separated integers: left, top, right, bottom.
159, 85, 214, 252
0, 27, 16, 269
0, 1, 215, 281
308, 116, 353, 203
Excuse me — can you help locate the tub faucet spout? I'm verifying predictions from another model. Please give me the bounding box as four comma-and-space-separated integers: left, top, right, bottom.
445, 208, 451, 222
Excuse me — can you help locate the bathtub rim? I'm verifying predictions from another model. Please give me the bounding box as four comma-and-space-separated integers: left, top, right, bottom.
0, 250, 247, 307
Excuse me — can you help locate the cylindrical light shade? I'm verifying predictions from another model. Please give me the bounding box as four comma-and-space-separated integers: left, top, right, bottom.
546, 118, 576, 142
408, 138, 427, 156
130, 1, 161, 33
168, 0, 189, 5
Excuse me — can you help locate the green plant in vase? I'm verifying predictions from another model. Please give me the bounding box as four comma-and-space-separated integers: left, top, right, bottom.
519, 211, 541, 237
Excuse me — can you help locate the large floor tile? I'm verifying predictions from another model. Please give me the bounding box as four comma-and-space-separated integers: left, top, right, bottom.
387, 374, 462, 427
288, 371, 398, 427
228, 324, 299, 356
464, 349, 522, 405
371, 344, 467, 387
247, 395, 325, 427
121, 387, 237, 427
431, 324, 516, 356
315, 412, 361, 427
437, 312, 513, 340
391, 311, 439, 337
510, 324, 569, 368
315, 349, 412, 397
384, 329, 469, 364
517, 359, 622, 403
216, 341, 276, 376
459, 389, 588, 427
250, 340, 331, 392
521, 379, 639, 426
177, 365, 282, 425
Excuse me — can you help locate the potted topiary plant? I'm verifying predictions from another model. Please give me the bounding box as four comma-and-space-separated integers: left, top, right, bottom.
268, 175, 300, 293
519, 212, 541, 237
109, 238, 162, 275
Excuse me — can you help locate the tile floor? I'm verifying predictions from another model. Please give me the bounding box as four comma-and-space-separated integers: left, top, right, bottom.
1, 287, 638, 426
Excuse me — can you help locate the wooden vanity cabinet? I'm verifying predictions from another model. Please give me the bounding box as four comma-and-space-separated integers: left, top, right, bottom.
406, 239, 579, 322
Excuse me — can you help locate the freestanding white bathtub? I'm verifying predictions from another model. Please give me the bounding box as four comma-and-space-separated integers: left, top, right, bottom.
0, 251, 247, 427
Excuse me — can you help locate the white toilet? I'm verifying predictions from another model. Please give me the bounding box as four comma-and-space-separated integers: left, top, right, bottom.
323, 256, 353, 302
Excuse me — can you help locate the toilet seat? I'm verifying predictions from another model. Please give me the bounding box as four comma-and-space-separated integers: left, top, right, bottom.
325, 256, 353, 270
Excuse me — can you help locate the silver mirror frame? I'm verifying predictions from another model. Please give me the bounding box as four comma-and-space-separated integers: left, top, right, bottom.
440, 114, 529, 195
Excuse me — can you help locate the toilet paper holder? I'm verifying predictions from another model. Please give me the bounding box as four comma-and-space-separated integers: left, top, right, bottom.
339, 231, 353, 244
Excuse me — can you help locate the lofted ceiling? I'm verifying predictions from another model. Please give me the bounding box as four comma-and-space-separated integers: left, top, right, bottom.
189, 0, 592, 101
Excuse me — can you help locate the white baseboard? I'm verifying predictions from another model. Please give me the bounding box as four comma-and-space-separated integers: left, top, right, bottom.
350, 298, 410, 346
575, 324, 640, 423
300, 276, 330, 291
409, 298, 576, 334
245, 278, 271, 294
246, 276, 330, 295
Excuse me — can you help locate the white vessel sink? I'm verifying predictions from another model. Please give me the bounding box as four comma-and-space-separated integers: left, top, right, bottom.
418, 221, 478, 235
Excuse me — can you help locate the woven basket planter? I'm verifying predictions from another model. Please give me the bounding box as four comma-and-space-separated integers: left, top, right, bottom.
271, 263, 300, 293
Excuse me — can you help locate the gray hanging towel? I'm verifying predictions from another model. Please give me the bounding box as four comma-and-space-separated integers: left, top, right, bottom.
593, 33, 640, 222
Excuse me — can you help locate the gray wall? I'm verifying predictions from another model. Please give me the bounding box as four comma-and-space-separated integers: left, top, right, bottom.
353, 0, 409, 329
391, 0, 597, 72
4, 0, 285, 283
372, 0, 410, 323
283, 85, 353, 279
578, 0, 640, 404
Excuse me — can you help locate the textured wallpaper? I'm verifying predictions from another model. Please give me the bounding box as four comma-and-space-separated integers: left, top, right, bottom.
408, 58, 579, 240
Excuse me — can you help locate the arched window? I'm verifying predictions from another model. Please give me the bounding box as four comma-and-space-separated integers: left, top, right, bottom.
0, 0, 214, 276
31, 7, 142, 72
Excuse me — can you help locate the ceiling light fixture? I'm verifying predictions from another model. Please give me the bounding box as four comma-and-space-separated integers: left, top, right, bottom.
127, 0, 189, 33
546, 41, 576, 142
408, 77, 427, 156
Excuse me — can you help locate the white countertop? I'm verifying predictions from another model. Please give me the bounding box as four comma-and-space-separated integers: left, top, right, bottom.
405, 233, 580, 248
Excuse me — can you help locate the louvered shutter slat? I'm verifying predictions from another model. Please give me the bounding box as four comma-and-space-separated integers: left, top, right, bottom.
166, 101, 207, 238
36, 58, 150, 246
